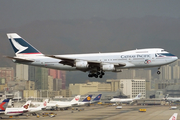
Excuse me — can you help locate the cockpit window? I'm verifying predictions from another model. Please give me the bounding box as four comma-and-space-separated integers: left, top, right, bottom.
161, 49, 167, 52
156, 53, 176, 57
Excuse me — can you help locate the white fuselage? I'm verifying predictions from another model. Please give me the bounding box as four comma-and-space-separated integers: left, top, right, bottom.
15, 48, 178, 72
166, 97, 180, 102
110, 98, 133, 103
5, 108, 28, 116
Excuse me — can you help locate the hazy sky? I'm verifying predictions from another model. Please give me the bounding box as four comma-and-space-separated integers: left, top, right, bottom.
1, 0, 180, 29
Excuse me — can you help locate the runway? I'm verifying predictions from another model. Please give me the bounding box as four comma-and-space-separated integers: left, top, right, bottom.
2, 105, 180, 120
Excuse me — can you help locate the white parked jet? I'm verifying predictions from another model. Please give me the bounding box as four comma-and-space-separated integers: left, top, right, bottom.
49, 95, 81, 108
4, 100, 31, 116
6, 33, 178, 78
169, 113, 178, 120
110, 93, 141, 103
76, 95, 93, 106
31, 99, 56, 110
28, 99, 48, 113
163, 94, 180, 102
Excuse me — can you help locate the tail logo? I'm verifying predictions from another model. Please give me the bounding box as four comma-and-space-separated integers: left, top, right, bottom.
23, 104, 29, 109
87, 97, 91, 101
11, 36, 28, 54
43, 101, 47, 107
75, 97, 79, 101
0, 102, 6, 110
172, 116, 175, 120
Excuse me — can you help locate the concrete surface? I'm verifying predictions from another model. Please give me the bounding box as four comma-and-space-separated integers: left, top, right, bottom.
1, 105, 180, 120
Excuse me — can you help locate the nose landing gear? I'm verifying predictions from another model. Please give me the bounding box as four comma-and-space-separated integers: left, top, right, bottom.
157, 68, 161, 75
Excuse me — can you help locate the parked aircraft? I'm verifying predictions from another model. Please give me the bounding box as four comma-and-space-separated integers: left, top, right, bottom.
169, 113, 178, 120
110, 93, 141, 103
31, 99, 56, 110
49, 95, 81, 109
28, 99, 48, 113
0, 99, 10, 118
76, 95, 93, 106
4, 100, 31, 116
6, 33, 178, 78
91, 94, 102, 103
163, 94, 180, 102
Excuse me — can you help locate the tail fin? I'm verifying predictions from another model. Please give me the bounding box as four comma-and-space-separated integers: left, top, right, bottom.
0, 99, 10, 113
133, 93, 141, 100
71, 95, 81, 103
165, 94, 169, 98
82, 95, 92, 102
169, 113, 178, 120
93, 94, 102, 101
7, 33, 42, 56
40, 99, 49, 108
22, 100, 31, 110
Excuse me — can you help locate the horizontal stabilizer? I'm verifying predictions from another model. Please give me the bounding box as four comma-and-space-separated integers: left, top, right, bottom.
4, 56, 34, 62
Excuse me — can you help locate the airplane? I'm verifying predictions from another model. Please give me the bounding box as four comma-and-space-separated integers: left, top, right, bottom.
31, 99, 56, 110
90, 94, 102, 103
4, 100, 31, 116
0, 99, 10, 118
49, 95, 81, 109
6, 33, 178, 78
28, 99, 48, 113
169, 113, 178, 120
75, 95, 93, 106
110, 93, 141, 103
163, 94, 180, 102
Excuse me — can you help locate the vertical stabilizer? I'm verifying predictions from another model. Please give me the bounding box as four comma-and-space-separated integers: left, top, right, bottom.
71, 95, 81, 103
82, 95, 92, 102
7, 33, 42, 56
92, 94, 102, 101
40, 99, 49, 108
169, 113, 178, 120
22, 100, 31, 110
133, 93, 142, 100
0, 99, 10, 113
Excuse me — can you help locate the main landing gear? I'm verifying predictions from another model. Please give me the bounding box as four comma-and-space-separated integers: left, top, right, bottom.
88, 71, 105, 78
157, 67, 161, 75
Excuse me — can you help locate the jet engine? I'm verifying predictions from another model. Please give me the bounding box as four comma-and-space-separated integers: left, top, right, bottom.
75, 61, 89, 69
101, 64, 115, 71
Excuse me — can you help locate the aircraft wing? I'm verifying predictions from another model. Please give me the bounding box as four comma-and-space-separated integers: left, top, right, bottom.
4, 56, 34, 62
46, 55, 126, 68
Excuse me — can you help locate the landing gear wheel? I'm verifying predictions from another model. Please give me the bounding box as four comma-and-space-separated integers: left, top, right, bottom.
101, 71, 105, 75
99, 75, 103, 78
95, 74, 98, 78
157, 71, 161, 75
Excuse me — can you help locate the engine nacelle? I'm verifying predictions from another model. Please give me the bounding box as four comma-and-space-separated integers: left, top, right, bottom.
75, 61, 89, 69
101, 64, 115, 71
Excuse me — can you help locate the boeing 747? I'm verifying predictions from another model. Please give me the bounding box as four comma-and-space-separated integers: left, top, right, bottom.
6, 33, 178, 78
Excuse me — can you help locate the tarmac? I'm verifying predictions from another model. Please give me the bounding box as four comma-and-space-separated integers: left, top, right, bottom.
2, 105, 180, 120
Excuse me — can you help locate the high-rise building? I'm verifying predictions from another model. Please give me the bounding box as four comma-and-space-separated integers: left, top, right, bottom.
0, 67, 14, 83
16, 64, 28, 80
49, 69, 66, 89
35, 67, 48, 90
173, 65, 180, 79
159, 65, 172, 80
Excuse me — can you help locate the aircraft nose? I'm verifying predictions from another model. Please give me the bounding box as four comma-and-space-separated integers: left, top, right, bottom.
173, 56, 178, 62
